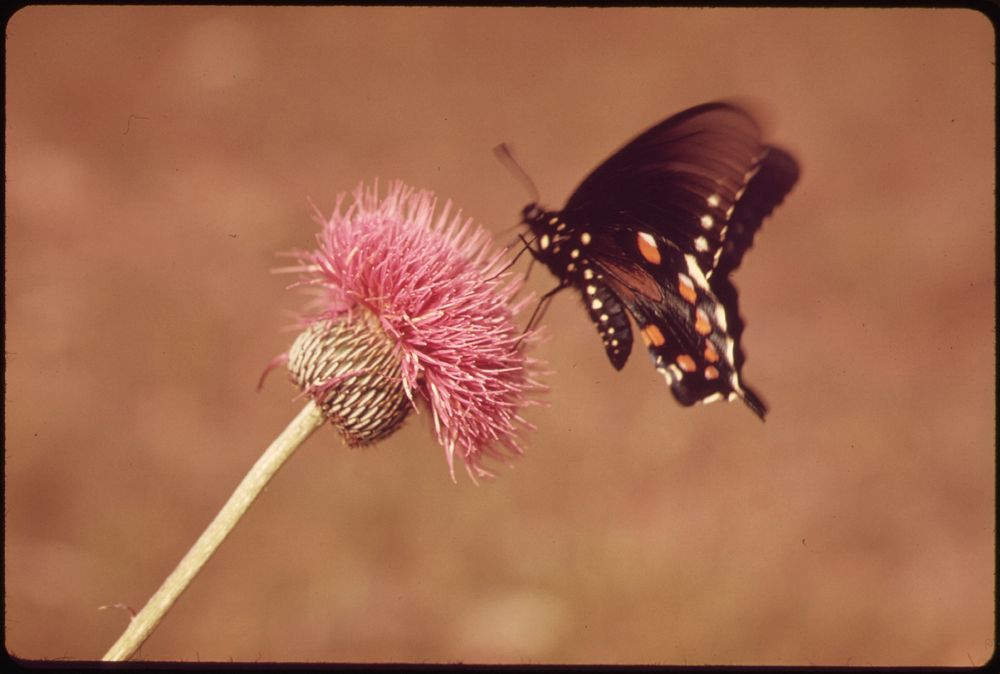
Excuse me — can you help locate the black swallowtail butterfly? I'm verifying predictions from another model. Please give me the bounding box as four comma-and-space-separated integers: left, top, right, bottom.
507, 102, 799, 418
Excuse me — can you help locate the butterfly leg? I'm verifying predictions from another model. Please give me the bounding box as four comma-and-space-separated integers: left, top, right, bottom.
518, 280, 569, 341
485, 233, 538, 282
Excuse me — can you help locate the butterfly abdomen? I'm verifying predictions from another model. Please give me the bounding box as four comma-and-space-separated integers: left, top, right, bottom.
580, 282, 632, 370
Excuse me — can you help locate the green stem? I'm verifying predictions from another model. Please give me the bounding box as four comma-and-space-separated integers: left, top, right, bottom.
101, 401, 326, 661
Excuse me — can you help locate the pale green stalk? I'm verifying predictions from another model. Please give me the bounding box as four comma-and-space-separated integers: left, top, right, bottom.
102, 401, 326, 661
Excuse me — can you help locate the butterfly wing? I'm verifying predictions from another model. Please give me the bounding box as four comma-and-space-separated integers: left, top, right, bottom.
590, 228, 767, 417
715, 145, 800, 277
563, 102, 798, 278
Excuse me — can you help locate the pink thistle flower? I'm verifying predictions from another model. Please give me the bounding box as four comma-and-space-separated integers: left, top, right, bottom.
278, 180, 544, 482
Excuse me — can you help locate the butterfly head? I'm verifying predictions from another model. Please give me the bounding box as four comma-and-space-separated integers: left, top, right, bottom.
521, 204, 567, 258
521, 202, 544, 226
520, 203, 549, 247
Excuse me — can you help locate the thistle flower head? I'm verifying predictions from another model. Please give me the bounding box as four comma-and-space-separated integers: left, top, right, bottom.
281, 181, 543, 482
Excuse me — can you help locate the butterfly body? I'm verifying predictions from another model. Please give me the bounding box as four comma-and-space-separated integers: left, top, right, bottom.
518, 102, 800, 419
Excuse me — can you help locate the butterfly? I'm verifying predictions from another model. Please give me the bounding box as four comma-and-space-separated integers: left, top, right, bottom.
507, 102, 799, 419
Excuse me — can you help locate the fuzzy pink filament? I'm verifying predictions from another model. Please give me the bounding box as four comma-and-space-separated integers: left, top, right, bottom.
288, 181, 543, 482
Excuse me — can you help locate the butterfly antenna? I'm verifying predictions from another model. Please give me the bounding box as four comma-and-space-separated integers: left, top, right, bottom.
494, 143, 540, 204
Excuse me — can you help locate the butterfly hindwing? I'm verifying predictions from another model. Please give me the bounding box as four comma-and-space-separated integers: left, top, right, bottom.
594, 228, 766, 417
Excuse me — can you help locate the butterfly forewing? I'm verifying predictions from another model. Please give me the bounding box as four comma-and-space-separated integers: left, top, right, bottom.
563, 103, 771, 274
716, 146, 800, 277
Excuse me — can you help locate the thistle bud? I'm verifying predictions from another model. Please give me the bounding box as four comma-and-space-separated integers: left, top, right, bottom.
287, 311, 410, 446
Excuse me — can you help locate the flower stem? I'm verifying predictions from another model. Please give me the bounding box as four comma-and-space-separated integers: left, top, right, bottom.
101, 401, 327, 661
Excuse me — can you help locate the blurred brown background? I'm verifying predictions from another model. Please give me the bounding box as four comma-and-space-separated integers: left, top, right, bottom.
4, 6, 994, 665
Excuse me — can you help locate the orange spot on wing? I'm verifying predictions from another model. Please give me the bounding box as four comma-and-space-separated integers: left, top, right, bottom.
704, 365, 720, 380
694, 308, 711, 335
677, 354, 696, 372
703, 341, 720, 363
637, 232, 662, 265
641, 324, 666, 347
678, 275, 697, 304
